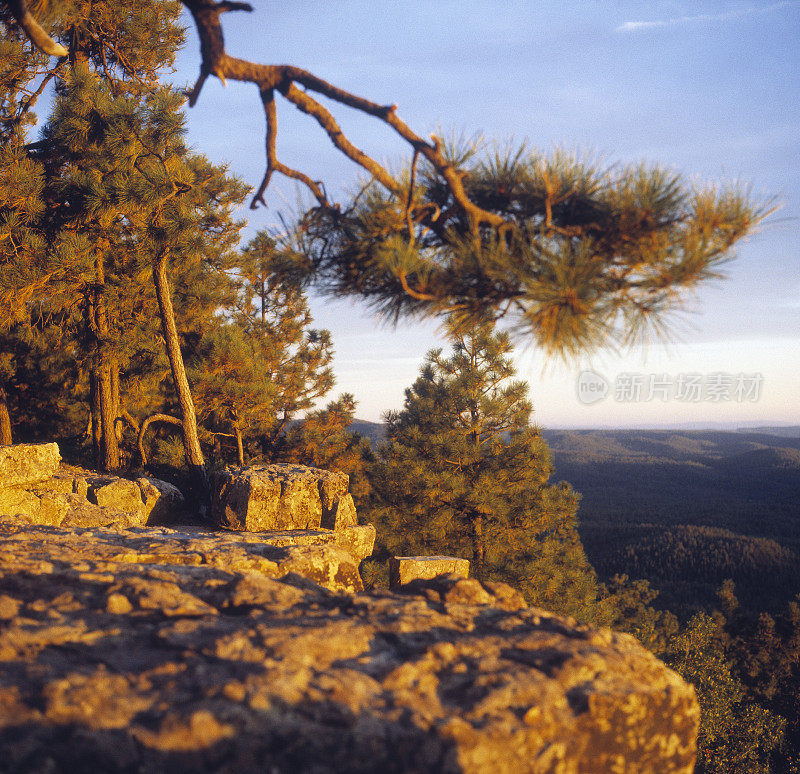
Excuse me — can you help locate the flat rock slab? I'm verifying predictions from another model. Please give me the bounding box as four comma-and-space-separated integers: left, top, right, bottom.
0, 518, 370, 594
212, 464, 349, 532
0, 523, 699, 773
237, 524, 376, 563
0, 443, 60, 487
390, 555, 470, 588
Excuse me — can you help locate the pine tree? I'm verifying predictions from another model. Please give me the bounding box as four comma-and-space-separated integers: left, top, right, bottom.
370, 322, 599, 618
28, 64, 245, 473
6, 2, 771, 363
234, 231, 334, 455
278, 394, 371, 502
0, 0, 247, 476
662, 611, 786, 774
183, 230, 334, 467
0, 0, 188, 470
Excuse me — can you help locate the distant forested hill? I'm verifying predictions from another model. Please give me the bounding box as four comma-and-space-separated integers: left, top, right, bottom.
541, 429, 800, 616
349, 420, 387, 446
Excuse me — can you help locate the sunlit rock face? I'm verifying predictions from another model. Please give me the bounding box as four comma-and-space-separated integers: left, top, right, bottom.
0, 443, 184, 528
0, 445, 698, 772
211, 464, 350, 532
0, 522, 699, 774
0, 442, 61, 487
389, 555, 470, 588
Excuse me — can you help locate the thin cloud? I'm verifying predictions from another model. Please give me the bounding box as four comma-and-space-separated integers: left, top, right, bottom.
616, 2, 794, 33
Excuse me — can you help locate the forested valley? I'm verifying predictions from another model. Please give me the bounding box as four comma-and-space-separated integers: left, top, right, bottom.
1, 0, 796, 771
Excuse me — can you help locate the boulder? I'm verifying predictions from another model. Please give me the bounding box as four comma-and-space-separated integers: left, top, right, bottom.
243, 524, 376, 563
0, 487, 69, 525
89, 478, 146, 520
0, 443, 60, 487
390, 555, 471, 588
137, 477, 185, 524
0, 522, 700, 773
59, 495, 143, 529
0, 442, 185, 529
212, 464, 349, 532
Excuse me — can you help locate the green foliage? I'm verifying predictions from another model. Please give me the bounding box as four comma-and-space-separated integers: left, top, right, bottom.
293, 143, 770, 357
530, 429, 800, 770
599, 574, 680, 652
0, 4, 246, 469
186, 230, 336, 466
276, 394, 372, 502
544, 429, 800, 615
369, 322, 599, 619
1, 6, 795, 770
663, 611, 786, 774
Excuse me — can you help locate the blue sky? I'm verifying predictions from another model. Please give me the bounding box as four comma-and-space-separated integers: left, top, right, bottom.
171, 1, 799, 427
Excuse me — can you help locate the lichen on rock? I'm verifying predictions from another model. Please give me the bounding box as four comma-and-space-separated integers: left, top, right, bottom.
211, 464, 350, 532
0, 520, 699, 773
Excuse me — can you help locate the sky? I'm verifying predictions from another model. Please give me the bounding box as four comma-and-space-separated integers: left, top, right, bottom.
168, 0, 799, 428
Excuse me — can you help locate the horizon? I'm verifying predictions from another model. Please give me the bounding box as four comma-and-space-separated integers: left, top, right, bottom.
350, 416, 800, 432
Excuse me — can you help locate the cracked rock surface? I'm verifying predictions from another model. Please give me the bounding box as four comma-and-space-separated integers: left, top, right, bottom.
0, 521, 698, 773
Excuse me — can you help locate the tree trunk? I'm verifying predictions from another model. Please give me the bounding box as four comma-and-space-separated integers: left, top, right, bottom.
89, 370, 102, 466
121, 409, 140, 435
234, 421, 244, 466
0, 386, 12, 446
152, 252, 207, 490
110, 355, 123, 441
97, 362, 120, 471
89, 250, 121, 471
471, 512, 485, 581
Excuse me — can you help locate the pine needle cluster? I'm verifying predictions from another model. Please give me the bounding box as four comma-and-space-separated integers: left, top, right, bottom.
295, 143, 771, 357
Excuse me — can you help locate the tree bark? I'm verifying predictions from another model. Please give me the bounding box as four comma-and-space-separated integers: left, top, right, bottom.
97, 362, 120, 471
0, 386, 12, 446
233, 421, 244, 466
91, 252, 121, 472
152, 252, 208, 490
121, 409, 140, 435
89, 369, 102, 466
471, 512, 485, 581
110, 355, 123, 441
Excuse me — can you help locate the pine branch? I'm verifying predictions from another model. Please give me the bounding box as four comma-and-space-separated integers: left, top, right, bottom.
3, 0, 67, 57
175, 0, 504, 228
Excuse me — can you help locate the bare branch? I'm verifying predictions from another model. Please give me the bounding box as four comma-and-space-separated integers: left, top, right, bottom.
396, 269, 437, 302
280, 82, 400, 196
4, 0, 67, 57
178, 0, 504, 228
405, 149, 420, 242
13, 65, 64, 129
8, 0, 506, 231
185, 68, 208, 107
251, 87, 328, 210
136, 412, 182, 467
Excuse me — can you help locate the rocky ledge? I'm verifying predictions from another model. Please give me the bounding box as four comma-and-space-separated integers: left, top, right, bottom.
0, 443, 184, 529
0, 519, 699, 773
